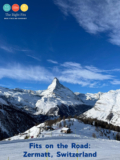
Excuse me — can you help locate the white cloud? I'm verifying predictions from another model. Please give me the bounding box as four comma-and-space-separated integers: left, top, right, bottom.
0, 62, 119, 88
0, 45, 14, 53
54, 0, 120, 46
0, 64, 53, 82
85, 66, 104, 73
0, 43, 31, 53
111, 80, 120, 85
27, 55, 41, 61
47, 59, 58, 64
61, 62, 81, 68
57, 62, 113, 87
60, 62, 113, 80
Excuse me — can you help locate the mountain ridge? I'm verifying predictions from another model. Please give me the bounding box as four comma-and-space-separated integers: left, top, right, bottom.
81, 89, 120, 126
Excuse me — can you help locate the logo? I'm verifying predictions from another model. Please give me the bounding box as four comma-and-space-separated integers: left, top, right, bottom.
3, 4, 11, 12
3, 3, 28, 20
12, 4, 19, 12
20, 4, 28, 12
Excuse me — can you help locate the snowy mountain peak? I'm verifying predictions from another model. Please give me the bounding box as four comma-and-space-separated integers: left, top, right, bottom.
36, 78, 84, 115
41, 78, 77, 97
48, 77, 65, 92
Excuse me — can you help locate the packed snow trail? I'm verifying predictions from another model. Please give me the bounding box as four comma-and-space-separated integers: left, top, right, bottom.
0, 137, 120, 160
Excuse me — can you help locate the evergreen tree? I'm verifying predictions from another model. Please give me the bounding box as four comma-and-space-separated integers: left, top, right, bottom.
59, 122, 62, 128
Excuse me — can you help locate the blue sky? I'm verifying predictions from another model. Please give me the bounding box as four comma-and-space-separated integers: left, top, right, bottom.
1, 0, 120, 93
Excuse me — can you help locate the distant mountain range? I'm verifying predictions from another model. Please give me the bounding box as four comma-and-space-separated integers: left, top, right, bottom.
0, 78, 93, 117
0, 77, 120, 139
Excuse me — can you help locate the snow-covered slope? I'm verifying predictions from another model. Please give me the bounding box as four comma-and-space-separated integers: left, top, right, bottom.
81, 89, 120, 126
1, 137, 120, 160
0, 86, 42, 114
75, 92, 102, 106
6, 118, 117, 141
3, 119, 120, 160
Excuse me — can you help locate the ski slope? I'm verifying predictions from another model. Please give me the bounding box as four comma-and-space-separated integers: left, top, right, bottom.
0, 137, 120, 160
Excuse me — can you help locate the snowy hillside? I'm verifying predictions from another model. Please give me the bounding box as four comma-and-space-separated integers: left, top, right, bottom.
81, 89, 120, 126
0, 86, 42, 114
3, 119, 120, 160
6, 118, 117, 141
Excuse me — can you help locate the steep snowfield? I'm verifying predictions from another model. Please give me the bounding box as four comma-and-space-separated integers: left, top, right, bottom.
75, 92, 102, 106
6, 119, 117, 141
82, 89, 120, 126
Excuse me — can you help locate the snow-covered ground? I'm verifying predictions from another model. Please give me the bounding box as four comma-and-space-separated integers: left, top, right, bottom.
5, 119, 117, 141
1, 137, 120, 160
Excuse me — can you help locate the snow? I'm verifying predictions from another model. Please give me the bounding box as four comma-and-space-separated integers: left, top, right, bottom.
2, 119, 120, 159
75, 92, 102, 106
83, 89, 120, 126
1, 78, 120, 126
5, 119, 118, 141
1, 79, 120, 159
1, 137, 120, 160
34, 78, 83, 115
61, 127, 69, 131
0, 86, 41, 114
